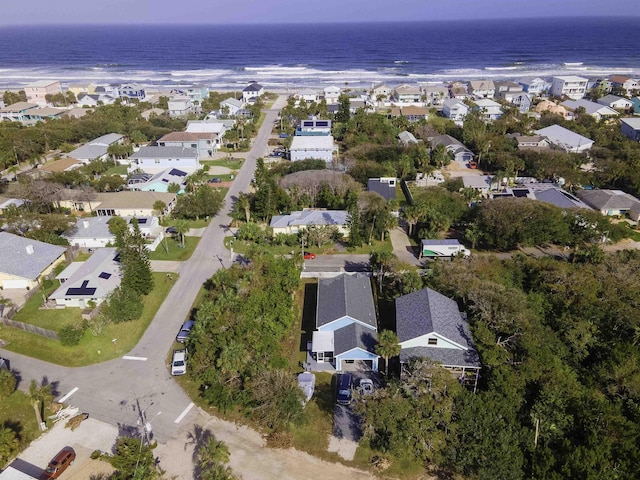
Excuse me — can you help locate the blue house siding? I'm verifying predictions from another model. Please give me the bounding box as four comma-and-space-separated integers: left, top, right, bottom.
318, 316, 373, 332
335, 348, 379, 372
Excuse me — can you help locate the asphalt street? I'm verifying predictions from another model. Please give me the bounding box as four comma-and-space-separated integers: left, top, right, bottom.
0, 95, 289, 442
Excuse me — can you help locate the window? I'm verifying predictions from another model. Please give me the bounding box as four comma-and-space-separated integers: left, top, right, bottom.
428, 338, 438, 346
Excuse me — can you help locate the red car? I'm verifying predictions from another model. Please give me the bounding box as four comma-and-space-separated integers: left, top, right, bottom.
303, 251, 316, 260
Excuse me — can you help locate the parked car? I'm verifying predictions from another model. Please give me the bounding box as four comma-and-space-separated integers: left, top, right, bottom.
303, 251, 316, 260
176, 320, 195, 343
165, 226, 177, 234
336, 373, 353, 405
171, 349, 187, 376
40, 447, 75, 479
208, 177, 222, 183
359, 378, 374, 395
468, 161, 478, 169
268, 151, 283, 157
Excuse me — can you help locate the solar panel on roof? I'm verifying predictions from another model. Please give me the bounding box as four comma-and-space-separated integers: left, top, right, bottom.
66, 280, 97, 296
168, 168, 187, 176
137, 218, 147, 224
162, 179, 169, 182
98, 272, 112, 279
316, 121, 329, 127
303, 121, 313, 126
513, 189, 529, 198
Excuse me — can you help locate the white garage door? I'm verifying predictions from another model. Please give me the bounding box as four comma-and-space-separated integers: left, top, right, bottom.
2, 279, 30, 289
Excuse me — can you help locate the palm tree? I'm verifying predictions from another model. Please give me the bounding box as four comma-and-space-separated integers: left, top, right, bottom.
196, 434, 237, 480
152, 200, 167, 222
375, 330, 401, 377
0, 427, 19, 465
29, 379, 53, 428
174, 219, 190, 249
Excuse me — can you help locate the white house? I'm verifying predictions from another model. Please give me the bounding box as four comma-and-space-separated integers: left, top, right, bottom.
67, 133, 124, 164
323, 86, 341, 104
609, 76, 640, 95
422, 85, 448, 106
442, 99, 469, 123
535, 124, 594, 153
50, 247, 121, 308
312, 274, 379, 372
270, 210, 349, 236
129, 146, 198, 174
296, 118, 332, 136
394, 84, 422, 104
289, 135, 336, 163
167, 96, 195, 118
77, 93, 116, 107
242, 82, 264, 103
518, 77, 550, 97
220, 97, 244, 116
561, 99, 619, 121
551, 76, 588, 100
577, 189, 640, 219
473, 98, 503, 120
63, 216, 162, 248
468, 80, 495, 99
157, 131, 217, 158
298, 89, 319, 104
597, 95, 634, 110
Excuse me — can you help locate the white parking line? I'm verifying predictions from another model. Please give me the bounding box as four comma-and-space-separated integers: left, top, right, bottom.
122, 356, 148, 361
58, 387, 78, 403
174, 402, 194, 424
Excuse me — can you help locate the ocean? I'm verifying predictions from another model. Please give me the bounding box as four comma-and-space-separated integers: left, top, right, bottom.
0, 17, 639, 91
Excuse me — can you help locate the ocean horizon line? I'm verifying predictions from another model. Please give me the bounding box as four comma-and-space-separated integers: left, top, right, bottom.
0, 15, 638, 29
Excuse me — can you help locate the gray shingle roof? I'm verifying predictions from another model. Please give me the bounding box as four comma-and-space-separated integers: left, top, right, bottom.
396, 288, 480, 368
576, 189, 640, 210
334, 323, 379, 355
396, 288, 469, 345
50, 248, 121, 300
270, 210, 348, 229
131, 146, 197, 159
0, 232, 66, 280
367, 178, 397, 201
316, 274, 377, 329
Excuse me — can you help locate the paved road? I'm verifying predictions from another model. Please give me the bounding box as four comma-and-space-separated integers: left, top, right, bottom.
0, 96, 289, 443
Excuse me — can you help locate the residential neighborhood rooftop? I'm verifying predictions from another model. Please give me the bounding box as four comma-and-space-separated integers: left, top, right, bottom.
0, 232, 66, 281
316, 274, 377, 329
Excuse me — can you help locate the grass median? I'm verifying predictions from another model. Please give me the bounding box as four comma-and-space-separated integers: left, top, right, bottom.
0, 272, 176, 367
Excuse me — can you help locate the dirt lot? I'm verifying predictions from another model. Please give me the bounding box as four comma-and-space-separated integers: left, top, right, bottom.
443, 160, 486, 178
13, 417, 117, 479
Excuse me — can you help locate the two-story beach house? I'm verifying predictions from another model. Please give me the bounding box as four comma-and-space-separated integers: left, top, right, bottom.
551, 76, 588, 100
311, 274, 379, 372
129, 146, 198, 174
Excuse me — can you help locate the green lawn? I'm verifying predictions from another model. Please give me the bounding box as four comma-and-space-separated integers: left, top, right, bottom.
104, 165, 128, 175
200, 159, 244, 170
149, 236, 200, 261
13, 280, 81, 331
73, 252, 92, 262
0, 391, 44, 450
0, 272, 176, 367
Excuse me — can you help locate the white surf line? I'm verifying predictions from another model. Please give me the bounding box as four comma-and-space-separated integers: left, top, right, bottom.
174, 402, 194, 424
122, 356, 148, 361
58, 387, 79, 403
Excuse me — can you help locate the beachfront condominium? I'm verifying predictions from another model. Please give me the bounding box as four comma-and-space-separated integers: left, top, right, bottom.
551, 76, 588, 100
24, 80, 62, 106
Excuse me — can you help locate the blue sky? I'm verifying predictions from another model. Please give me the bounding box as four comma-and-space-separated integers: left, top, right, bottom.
2, 0, 640, 25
